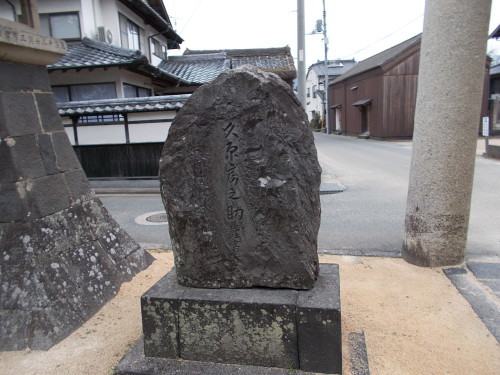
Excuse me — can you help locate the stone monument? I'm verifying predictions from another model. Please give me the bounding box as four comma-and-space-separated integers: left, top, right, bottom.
0, 19, 153, 350
115, 66, 342, 374
159, 65, 322, 290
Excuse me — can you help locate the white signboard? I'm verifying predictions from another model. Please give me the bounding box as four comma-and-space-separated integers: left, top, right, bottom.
482, 117, 490, 137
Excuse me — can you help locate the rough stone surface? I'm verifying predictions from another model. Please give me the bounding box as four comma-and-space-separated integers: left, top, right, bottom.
0, 54, 153, 350
402, 0, 491, 267
115, 337, 318, 375
159, 66, 321, 289
140, 264, 342, 372
297, 264, 342, 374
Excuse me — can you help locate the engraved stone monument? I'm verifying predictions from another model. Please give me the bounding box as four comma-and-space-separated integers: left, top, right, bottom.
159, 65, 321, 290
117, 66, 342, 374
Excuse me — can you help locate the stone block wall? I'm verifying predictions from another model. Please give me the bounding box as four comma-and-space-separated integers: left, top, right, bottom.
0, 35, 152, 350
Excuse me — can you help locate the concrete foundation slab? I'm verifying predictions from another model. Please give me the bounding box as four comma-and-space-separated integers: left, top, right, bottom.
114, 337, 324, 375
139, 263, 341, 373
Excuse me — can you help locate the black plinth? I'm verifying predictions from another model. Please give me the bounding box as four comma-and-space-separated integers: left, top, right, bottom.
120, 263, 342, 374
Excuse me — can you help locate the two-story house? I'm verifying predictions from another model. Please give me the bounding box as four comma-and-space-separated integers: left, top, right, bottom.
0, 0, 190, 177
305, 59, 356, 125
0, 1, 298, 177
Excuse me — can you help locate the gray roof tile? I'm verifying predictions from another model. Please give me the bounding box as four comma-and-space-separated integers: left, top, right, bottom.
48, 38, 190, 85
57, 94, 190, 116
183, 47, 297, 81
48, 38, 143, 69
308, 60, 357, 79
159, 53, 231, 84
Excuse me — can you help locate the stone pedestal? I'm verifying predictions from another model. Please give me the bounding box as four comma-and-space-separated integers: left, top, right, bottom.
118, 264, 342, 374
0, 19, 153, 350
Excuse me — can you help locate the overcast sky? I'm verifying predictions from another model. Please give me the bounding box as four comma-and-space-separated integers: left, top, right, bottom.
164, 0, 500, 66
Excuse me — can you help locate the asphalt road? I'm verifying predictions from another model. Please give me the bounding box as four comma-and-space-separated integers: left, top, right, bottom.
99, 133, 500, 260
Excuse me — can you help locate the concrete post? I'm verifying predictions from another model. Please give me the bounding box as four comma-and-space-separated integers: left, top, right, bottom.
297, 0, 306, 109
402, 0, 491, 267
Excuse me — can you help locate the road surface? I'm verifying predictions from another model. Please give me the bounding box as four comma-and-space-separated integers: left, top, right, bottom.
99, 133, 500, 260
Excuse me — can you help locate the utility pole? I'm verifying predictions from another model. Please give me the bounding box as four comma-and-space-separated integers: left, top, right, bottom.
322, 0, 329, 133
297, 0, 306, 109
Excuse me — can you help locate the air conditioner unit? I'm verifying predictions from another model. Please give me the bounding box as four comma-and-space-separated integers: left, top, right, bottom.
97, 26, 113, 44
97, 26, 105, 42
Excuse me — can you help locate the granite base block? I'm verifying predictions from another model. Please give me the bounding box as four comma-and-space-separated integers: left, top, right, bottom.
139, 263, 342, 374
115, 337, 325, 375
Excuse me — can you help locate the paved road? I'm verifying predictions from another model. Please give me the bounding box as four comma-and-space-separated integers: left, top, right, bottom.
315, 133, 500, 259
98, 133, 500, 260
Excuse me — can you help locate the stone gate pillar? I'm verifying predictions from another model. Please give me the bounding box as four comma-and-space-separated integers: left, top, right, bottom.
0, 19, 152, 350
403, 0, 492, 266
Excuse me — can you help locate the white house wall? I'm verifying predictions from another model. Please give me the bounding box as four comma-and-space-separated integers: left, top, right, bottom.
128, 123, 170, 143
305, 68, 323, 121
77, 124, 126, 145
128, 111, 176, 143
62, 110, 177, 146
0, 0, 173, 65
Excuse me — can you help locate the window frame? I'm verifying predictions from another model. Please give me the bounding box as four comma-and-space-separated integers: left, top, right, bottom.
39, 11, 82, 41
119, 13, 143, 50
123, 83, 151, 98
152, 38, 167, 60
52, 82, 118, 102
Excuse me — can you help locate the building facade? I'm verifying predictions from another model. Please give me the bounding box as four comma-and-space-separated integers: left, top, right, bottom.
305, 59, 356, 123
329, 35, 490, 139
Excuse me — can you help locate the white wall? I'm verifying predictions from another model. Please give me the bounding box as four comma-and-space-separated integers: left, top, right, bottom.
77, 124, 126, 145
305, 68, 323, 121
129, 111, 176, 122
128, 123, 170, 143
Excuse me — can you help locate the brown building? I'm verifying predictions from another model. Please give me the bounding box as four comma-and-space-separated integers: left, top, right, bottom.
328, 34, 490, 139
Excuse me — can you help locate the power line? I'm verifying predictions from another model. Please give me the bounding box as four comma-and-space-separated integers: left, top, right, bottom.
340, 14, 424, 59
180, 0, 203, 35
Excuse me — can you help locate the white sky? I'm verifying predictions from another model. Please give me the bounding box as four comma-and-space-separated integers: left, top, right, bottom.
163, 0, 500, 66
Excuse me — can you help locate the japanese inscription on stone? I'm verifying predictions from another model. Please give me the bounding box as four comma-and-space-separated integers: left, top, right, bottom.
160, 65, 322, 290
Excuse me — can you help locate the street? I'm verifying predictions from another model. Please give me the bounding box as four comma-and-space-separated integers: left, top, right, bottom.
99, 133, 500, 260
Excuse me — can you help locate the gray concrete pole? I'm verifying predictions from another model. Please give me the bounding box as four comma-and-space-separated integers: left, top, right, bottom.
297, 0, 306, 109
403, 0, 492, 267
322, 0, 330, 134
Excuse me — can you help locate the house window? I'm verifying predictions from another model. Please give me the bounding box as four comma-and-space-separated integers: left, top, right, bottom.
52, 83, 117, 102
152, 39, 167, 60
313, 85, 317, 98
123, 83, 151, 98
78, 114, 124, 124
38, 12, 81, 40
119, 13, 142, 50
307, 88, 310, 98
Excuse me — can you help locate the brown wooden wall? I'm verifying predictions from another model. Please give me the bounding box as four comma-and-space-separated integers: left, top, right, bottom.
328, 44, 420, 139
329, 42, 490, 139
379, 47, 420, 138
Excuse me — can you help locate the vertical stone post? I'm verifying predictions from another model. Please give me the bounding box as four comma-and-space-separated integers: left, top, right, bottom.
403, 0, 492, 267
0, 19, 152, 350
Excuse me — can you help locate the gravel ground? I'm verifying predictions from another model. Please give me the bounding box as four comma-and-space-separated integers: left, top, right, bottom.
0, 251, 498, 375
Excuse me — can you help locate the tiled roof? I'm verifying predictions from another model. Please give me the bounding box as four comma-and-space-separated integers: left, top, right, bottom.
48, 38, 190, 85
308, 60, 357, 79
48, 38, 143, 69
332, 34, 421, 84
490, 24, 500, 39
159, 53, 231, 84
490, 63, 500, 76
184, 47, 297, 81
57, 95, 190, 116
